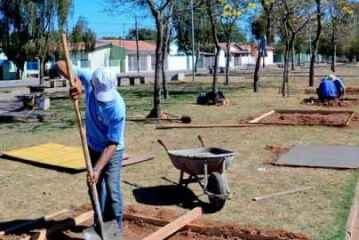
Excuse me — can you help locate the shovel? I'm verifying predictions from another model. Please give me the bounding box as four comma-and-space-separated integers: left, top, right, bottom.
61, 34, 121, 240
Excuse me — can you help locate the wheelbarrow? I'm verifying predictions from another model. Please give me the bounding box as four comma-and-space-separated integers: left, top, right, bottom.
158, 136, 236, 211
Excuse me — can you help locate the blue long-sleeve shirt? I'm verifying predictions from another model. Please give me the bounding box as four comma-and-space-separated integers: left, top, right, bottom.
74, 67, 126, 152
318, 79, 338, 99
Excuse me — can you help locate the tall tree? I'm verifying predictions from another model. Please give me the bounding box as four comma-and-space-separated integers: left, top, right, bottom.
279, 0, 314, 96
327, 0, 353, 72
251, 16, 266, 92
108, 0, 174, 118
126, 27, 157, 41
205, 0, 222, 96
219, 0, 254, 85
70, 17, 96, 51
0, 0, 72, 80
309, 0, 321, 87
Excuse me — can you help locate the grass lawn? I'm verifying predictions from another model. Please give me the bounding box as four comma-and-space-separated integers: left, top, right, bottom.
0, 65, 359, 239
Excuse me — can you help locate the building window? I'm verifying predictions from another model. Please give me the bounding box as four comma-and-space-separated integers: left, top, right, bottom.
234, 56, 241, 66
128, 55, 148, 72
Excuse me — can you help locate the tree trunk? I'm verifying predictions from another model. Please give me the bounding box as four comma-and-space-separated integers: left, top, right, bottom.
39, 58, 45, 85
212, 46, 220, 94
309, 0, 322, 87
194, 44, 200, 73
225, 41, 230, 85
206, 0, 220, 96
282, 43, 290, 97
266, 14, 272, 45
161, 24, 170, 99
148, 16, 163, 118
135, 17, 140, 73
291, 37, 295, 71
331, 24, 336, 72
253, 52, 261, 92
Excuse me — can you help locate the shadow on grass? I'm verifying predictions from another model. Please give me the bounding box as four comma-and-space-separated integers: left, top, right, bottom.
132, 184, 220, 214
0, 218, 87, 237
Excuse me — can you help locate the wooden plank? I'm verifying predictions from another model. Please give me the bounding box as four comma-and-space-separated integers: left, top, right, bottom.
0, 209, 70, 236
32, 229, 47, 240
122, 155, 154, 167
249, 110, 275, 124
123, 212, 205, 232
156, 123, 264, 129
346, 112, 356, 126
141, 207, 202, 240
252, 187, 313, 201
73, 210, 94, 225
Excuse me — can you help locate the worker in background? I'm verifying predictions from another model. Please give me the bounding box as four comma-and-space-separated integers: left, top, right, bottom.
56, 61, 126, 235
331, 74, 345, 99
317, 75, 338, 102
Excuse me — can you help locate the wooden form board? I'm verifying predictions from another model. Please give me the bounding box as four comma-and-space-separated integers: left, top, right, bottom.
156, 123, 263, 129
1, 143, 154, 172
249, 110, 275, 123
248, 109, 355, 126
142, 207, 202, 240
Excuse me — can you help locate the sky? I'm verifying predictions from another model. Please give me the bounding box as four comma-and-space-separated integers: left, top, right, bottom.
69, 0, 154, 38
69, 0, 255, 40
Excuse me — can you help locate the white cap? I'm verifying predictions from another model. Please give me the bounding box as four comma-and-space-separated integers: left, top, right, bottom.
91, 68, 117, 102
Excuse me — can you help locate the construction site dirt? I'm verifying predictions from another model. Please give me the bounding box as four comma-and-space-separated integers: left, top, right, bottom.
301, 97, 359, 107
257, 111, 354, 127
0, 204, 309, 240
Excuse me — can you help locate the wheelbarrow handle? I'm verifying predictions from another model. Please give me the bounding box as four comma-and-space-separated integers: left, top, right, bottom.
157, 139, 169, 152
197, 135, 205, 147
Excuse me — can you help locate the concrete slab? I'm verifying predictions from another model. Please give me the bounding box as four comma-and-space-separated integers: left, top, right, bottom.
275, 144, 359, 169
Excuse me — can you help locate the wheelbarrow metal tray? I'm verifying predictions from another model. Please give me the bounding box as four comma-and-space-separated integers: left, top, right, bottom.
167, 147, 235, 176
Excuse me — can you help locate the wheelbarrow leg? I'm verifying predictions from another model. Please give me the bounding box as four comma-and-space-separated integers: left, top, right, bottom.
222, 160, 230, 195
179, 170, 184, 185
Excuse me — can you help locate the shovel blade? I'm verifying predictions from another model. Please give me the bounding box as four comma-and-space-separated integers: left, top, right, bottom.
83, 220, 121, 240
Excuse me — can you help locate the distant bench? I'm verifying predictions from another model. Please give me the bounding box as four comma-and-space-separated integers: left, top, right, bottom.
117, 75, 145, 86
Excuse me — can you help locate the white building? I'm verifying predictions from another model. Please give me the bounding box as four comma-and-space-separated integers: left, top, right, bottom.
217, 43, 274, 69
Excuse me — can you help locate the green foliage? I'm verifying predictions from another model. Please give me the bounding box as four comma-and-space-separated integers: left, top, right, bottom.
126, 27, 156, 41
251, 16, 266, 39
70, 16, 96, 51
0, 0, 73, 76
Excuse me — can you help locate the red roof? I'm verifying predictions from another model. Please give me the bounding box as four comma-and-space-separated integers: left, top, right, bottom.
218, 43, 249, 54
99, 39, 156, 53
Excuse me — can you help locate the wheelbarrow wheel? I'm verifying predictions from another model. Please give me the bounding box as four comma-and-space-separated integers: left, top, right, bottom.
207, 172, 226, 211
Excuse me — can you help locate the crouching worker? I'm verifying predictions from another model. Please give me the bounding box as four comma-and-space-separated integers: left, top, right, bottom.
331, 74, 345, 99
56, 61, 126, 237
317, 75, 338, 102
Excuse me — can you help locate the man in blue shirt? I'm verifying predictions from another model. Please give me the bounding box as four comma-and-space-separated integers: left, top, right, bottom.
317, 76, 338, 102
56, 61, 126, 234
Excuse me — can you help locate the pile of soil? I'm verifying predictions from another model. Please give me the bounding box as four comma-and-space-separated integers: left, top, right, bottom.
302, 97, 359, 107
265, 145, 291, 164
1, 204, 309, 240
345, 87, 359, 94
258, 112, 351, 127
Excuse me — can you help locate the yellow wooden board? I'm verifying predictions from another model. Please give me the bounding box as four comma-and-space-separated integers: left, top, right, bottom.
1, 143, 85, 171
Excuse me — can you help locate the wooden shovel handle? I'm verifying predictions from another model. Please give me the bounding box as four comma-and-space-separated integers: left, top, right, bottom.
61, 34, 104, 226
